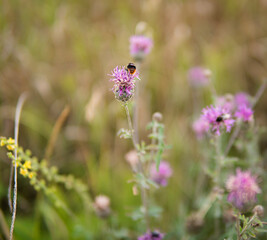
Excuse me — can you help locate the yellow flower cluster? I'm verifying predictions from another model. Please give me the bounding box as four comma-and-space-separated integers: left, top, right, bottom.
19, 160, 35, 179
0, 137, 16, 151
1, 137, 36, 180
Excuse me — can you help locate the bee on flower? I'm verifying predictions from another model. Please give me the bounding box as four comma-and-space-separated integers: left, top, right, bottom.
109, 64, 140, 103
200, 105, 235, 136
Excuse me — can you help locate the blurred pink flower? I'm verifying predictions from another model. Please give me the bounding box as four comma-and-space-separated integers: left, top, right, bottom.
226, 169, 261, 211
150, 161, 172, 187
215, 94, 235, 112
192, 118, 209, 139
235, 92, 251, 108
129, 35, 153, 60
235, 105, 253, 122
188, 67, 211, 87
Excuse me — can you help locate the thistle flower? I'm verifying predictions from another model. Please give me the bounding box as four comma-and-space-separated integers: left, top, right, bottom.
201, 105, 235, 136
129, 35, 153, 61
187, 67, 211, 87
192, 118, 209, 139
215, 94, 235, 112
94, 195, 111, 218
138, 230, 164, 240
109, 66, 139, 102
150, 161, 172, 187
235, 105, 253, 122
226, 169, 261, 211
235, 92, 252, 108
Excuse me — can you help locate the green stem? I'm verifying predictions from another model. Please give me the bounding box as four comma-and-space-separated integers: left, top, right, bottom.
124, 104, 150, 231
236, 213, 241, 240
10, 93, 28, 240
214, 136, 222, 185
240, 214, 257, 237
125, 105, 137, 148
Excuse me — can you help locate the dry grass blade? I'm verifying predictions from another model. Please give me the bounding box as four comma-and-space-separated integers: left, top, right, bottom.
45, 105, 71, 161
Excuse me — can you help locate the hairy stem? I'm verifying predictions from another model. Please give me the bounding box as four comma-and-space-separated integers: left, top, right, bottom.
240, 213, 257, 237
214, 136, 222, 185
9, 93, 28, 240
124, 104, 150, 231
125, 104, 136, 148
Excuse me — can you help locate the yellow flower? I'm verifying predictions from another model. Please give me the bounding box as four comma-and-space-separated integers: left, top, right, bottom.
23, 161, 32, 169
20, 168, 28, 176
7, 145, 15, 151
28, 172, 35, 179
7, 138, 15, 145
0, 140, 5, 146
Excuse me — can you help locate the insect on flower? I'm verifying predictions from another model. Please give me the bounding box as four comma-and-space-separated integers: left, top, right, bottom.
126, 63, 136, 75
216, 114, 231, 123
109, 64, 139, 102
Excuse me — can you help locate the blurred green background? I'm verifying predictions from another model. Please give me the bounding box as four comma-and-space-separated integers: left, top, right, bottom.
0, 0, 267, 239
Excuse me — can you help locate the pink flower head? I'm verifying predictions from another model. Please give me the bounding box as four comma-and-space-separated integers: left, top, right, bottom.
226, 169, 261, 211
215, 94, 235, 112
235, 92, 251, 108
138, 230, 164, 240
129, 35, 153, 60
109, 66, 139, 102
235, 105, 253, 122
192, 118, 209, 139
201, 105, 235, 136
188, 67, 211, 87
150, 161, 172, 187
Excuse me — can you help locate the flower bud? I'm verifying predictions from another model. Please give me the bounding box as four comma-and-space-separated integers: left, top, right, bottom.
253, 205, 264, 217
152, 112, 163, 122
94, 195, 111, 218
